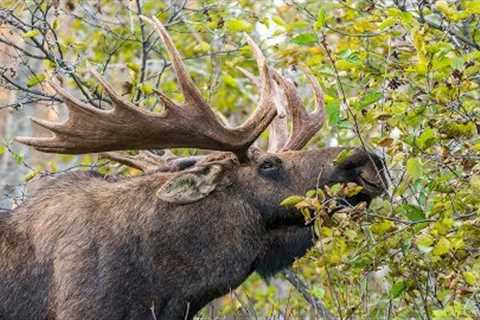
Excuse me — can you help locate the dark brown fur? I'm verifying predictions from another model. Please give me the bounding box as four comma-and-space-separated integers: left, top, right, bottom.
0, 148, 386, 320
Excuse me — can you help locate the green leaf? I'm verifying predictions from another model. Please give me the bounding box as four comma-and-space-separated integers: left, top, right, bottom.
24, 166, 42, 182
140, 83, 153, 95
435, 0, 456, 17
193, 41, 210, 53
343, 182, 363, 197
451, 56, 464, 69
334, 149, 352, 165
417, 128, 436, 150
399, 204, 425, 222
463, 272, 476, 286
390, 280, 407, 298
223, 74, 237, 88
280, 195, 304, 207
416, 234, 434, 253
225, 19, 253, 32
291, 33, 318, 46
0, 145, 5, 155
370, 220, 395, 234
433, 218, 453, 235
314, 8, 326, 30
310, 286, 325, 299
326, 100, 340, 126
440, 121, 477, 138
127, 63, 140, 73
26, 73, 46, 88
406, 157, 424, 180
13, 152, 24, 165
272, 16, 286, 26
359, 91, 383, 107
470, 175, 480, 192
52, 19, 60, 30
379, 17, 396, 30
338, 49, 361, 64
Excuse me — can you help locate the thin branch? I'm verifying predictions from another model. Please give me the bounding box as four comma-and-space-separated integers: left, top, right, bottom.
281, 268, 338, 320
134, 0, 148, 102
0, 72, 61, 102
395, 5, 480, 50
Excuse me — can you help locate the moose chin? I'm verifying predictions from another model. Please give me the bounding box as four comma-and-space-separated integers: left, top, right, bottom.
0, 16, 387, 320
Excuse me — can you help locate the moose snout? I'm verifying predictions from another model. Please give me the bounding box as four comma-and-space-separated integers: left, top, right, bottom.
325, 148, 389, 200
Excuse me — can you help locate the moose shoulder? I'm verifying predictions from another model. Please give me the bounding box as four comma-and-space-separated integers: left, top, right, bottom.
1, 16, 387, 320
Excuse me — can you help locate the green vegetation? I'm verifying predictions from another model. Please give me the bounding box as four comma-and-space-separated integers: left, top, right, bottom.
1, 0, 479, 318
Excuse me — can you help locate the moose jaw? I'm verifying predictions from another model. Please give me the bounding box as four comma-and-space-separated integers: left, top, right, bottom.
0, 16, 387, 320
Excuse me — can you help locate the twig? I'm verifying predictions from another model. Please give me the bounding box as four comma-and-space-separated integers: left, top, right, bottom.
281, 268, 338, 320
395, 5, 479, 50
134, 0, 148, 102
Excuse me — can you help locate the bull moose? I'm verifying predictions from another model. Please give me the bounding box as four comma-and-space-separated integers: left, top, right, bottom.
0, 16, 387, 320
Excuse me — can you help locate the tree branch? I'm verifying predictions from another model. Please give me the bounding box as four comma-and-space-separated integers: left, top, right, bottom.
281, 268, 338, 320
396, 5, 480, 50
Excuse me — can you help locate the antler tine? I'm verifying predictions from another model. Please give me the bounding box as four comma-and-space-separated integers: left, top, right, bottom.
140, 16, 212, 112
101, 150, 205, 173
267, 113, 289, 152
100, 151, 163, 172
238, 66, 288, 152
16, 79, 112, 153
272, 69, 325, 151
237, 66, 260, 87
236, 34, 278, 141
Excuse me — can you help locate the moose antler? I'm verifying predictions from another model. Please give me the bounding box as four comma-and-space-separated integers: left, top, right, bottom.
270, 69, 326, 152
100, 150, 177, 172
238, 67, 326, 152
16, 17, 277, 163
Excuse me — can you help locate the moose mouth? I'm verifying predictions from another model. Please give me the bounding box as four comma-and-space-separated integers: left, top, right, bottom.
342, 191, 374, 208
333, 175, 385, 212
269, 185, 381, 231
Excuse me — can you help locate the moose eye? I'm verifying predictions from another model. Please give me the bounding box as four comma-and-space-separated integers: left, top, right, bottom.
258, 157, 282, 178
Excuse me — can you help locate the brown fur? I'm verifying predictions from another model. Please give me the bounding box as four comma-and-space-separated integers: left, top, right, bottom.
0, 148, 386, 320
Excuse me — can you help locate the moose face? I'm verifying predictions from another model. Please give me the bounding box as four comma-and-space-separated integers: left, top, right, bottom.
236, 147, 386, 223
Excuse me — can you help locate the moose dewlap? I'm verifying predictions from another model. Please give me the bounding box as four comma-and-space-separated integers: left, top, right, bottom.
1, 16, 387, 320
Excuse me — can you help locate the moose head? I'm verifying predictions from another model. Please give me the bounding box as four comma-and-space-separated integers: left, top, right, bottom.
2, 16, 388, 320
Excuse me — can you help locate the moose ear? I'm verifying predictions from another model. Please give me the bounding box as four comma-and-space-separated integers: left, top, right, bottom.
156, 165, 224, 204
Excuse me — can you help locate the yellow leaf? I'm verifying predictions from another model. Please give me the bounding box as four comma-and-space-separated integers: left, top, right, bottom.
463, 272, 476, 286
470, 175, 480, 192
433, 218, 453, 235
225, 19, 253, 33
466, 1, 480, 14
140, 83, 153, 95
370, 220, 395, 234
194, 41, 210, 53
435, 0, 456, 17
272, 16, 286, 26
407, 157, 424, 179
416, 234, 434, 253
280, 195, 304, 207
127, 63, 140, 73
23, 29, 40, 38
379, 17, 396, 30
343, 183, 363, 197
432, 237, 451, 256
